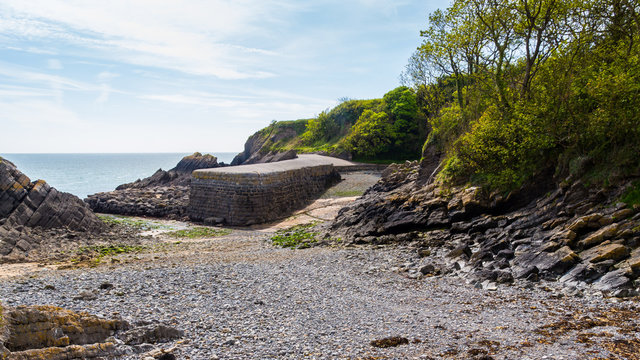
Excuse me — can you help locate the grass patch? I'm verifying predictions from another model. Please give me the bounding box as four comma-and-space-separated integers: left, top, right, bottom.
72, 244, 146, 266
271, 222, 319, 249
330, 190, 364, 197
621, 181, 640, 207
98, 215, 169, 231
164, 227, 231, 239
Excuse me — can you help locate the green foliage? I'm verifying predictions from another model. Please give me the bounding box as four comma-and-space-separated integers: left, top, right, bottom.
408, 0, 640, 190
621, 181, 640, 207
443, 104, 555, 189
425, 103, 463, 151
270, 223, 319, 249
344, 110, 394, 158
302, 111, 339, 143
165, 227, 231, 239
249, 90, 424, 162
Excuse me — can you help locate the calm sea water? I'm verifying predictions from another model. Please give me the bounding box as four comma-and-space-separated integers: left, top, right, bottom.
1, 153, 237, 199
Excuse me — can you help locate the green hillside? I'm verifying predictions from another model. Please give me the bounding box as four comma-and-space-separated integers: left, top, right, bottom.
250, 87, 427, 162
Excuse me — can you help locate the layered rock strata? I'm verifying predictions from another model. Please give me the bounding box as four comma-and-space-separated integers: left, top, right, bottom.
189, 155, 342, 225
0, 304, 182, 359
85, 152, 220, 219
329, 161, 640, 295
0, 157, 105, 260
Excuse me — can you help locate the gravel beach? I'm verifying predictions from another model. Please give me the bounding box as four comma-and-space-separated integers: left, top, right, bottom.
1, 226, 638, 359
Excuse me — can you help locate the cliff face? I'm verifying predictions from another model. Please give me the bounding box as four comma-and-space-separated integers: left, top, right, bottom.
329, 160, 640, 296
231, 127, 299, 166
0, 157, 105, 260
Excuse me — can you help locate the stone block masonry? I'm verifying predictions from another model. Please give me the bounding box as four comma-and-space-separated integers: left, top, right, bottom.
188, 155, 358, 226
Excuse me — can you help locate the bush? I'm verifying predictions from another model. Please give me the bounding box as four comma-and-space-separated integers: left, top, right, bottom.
344, 110, 394, 158
443, 104, 554, 190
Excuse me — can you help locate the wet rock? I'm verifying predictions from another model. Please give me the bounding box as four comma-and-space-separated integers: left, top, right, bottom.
328, 156, 640, 294
496, 271, 514, 284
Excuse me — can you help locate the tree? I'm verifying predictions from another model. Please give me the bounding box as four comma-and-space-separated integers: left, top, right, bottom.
344, 110, 394, 158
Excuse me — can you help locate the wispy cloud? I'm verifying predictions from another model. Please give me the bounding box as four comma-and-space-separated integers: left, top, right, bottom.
0, 0, 296, 79
0, 61, 92, 91
47, 59, 63, 69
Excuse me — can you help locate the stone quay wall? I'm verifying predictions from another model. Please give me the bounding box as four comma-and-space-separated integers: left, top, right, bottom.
188, 157, 342, 226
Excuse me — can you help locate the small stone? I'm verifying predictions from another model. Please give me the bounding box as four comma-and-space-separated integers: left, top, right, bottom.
99, 282, 114, 290
73, 290, 98, 301
447, 245, 471, 258
483, 281, 498, 291
417, 248, 431, 257
419, 264, 436, 275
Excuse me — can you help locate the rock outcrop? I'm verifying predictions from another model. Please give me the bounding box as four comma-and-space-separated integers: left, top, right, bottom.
329, 161, 640, 296
0, 157, 105, 261
231, 127, 299, 166
85, 152, 220, 219
117, 152, 221, 190
0, 304, 182, 359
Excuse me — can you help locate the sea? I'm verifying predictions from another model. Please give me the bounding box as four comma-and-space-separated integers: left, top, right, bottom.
0, 153, 238, 199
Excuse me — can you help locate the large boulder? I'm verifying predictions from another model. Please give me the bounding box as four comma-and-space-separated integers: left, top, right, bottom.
0, 158, 105, 261
0, 158, 103, 233
0, 304, 182, 359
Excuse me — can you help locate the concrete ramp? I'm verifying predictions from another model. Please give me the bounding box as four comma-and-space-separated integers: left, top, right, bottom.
188, 155, 372, 226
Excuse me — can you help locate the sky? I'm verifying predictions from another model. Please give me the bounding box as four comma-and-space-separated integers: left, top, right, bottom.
0, 0, 450, 153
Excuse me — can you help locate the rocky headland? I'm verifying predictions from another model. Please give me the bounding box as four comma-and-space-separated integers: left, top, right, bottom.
230, 125, 299, 166
85, 152, 221, 219
328, 159, 640, 297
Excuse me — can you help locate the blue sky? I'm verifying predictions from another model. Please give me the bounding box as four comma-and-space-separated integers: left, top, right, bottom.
0, 0, 449, 153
